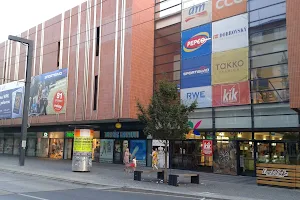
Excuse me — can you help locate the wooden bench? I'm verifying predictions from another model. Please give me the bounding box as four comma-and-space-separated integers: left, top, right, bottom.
134, 169, 164, 181
168, 173, 199, 186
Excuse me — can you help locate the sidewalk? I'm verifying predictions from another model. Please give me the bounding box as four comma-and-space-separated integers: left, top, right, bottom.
0, 156, 299, 200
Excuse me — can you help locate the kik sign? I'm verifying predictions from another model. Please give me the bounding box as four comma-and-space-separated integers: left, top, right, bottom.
181, 86, 212, 108
182, 0, 212, 31
212, 81, 250, 107
181, 24, 212, 59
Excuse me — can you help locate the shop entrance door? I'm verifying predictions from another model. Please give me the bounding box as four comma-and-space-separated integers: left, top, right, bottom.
113, 140, 129, 164
238, 141, 255, 176
63, 139, 73, 160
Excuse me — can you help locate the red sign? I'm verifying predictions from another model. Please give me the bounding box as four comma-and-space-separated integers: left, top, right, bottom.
212, 81, 250, 107
202, 140, 213, 156
53, 91, 65, 112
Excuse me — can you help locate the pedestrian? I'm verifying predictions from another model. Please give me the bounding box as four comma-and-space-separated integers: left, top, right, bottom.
151, 148, 158, 170
131, 156, 137, 172
123, 148, 131, 172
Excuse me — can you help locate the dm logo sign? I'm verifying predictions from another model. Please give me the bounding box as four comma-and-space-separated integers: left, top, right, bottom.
181, 24, 212, 59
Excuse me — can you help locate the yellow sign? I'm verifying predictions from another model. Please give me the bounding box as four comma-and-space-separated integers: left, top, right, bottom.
115, 122, 122, 129
212, 47, 249, 85
73, 137, 93, 152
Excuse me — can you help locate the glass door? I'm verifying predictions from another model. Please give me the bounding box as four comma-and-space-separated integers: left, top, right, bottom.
63, 138, 73, 160
238, 141, 255, 176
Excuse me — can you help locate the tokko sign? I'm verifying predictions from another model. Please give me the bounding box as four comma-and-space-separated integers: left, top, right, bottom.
212, 47, 249, 85
212, 81, 250, 107
212, 0, 247, 21
182, 0, 212, 30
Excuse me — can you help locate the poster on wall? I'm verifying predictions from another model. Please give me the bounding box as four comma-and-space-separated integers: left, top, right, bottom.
181, 86, 212, 108
130, 140, 146, 166
29, 68, 68, 116
212, 47, 249, 85
181, 54, 211, 88
182, 0, 212, 31
212, 0, 247, 21
181, 23, 212, 60
100, 139, 114, 163
212, 13, 248, 53
202, 140, 213, 156
0, 81, 24, 119
212, 81, 250, 107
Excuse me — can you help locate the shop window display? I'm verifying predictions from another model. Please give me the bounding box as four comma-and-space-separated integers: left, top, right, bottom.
213, 141, 237, 175
4, 137, 13, 154
36, 138, 49, 157
26, 138, 37, 157
49, 139, 64, 159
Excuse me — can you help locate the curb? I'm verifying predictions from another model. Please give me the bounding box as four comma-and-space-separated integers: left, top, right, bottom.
0, 167, 261, 200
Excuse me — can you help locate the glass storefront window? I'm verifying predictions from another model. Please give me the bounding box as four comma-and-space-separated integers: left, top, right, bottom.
49, 139, 64, 159
4, 137, 13, 154
0, 138, 4, 153
26, 137, 37, 157
36, 138, 49, 157
250, 26, 286, 45
216, 132, 252, 140
250, 51, 288, 68
251, 39, 287, 57
257, 142, 270, 163
13, 138, 21, 155
251, 65, 288, 79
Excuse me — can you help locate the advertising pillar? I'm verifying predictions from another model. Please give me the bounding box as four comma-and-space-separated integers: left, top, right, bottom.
72, 129, 93, 172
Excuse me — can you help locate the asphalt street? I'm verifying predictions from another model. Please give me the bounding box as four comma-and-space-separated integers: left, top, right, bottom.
0, 171, 211, 200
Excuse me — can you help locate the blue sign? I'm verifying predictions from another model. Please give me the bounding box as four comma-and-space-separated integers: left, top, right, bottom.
180, 86, 212, 108
181, 23, 212, 60
130, 140, 146, 162
181, 54, 211, 89
0, 82, 24, 119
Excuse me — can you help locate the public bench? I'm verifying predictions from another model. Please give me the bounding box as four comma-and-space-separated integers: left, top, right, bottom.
133, 169, 164, 181
168, 173, 199, 186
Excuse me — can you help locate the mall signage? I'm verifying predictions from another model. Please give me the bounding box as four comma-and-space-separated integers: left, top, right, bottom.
212, 13, 248, 53
182, 0, 212, 31
181, 86, 212, 108
181, 23, 212, 59
181, 54, 211, 88
212, 47, 249, 85
0, 81, 24, 119
212, 81, 250, 107
212, 0, 247, 21
29, 68, 68, 116
104, 131, 139, 139
202, 140, 213, 156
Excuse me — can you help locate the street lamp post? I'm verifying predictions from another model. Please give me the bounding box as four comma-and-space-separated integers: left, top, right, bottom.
8, 35, 33, 166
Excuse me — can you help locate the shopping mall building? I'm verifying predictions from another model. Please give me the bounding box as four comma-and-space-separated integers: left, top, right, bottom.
0, 0, 300, 176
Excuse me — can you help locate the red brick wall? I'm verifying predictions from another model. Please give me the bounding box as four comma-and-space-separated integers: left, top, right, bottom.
287, 0, 300, 109
0, 0, 154, 126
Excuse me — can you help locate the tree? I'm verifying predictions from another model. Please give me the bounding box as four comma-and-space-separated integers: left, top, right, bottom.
137, 80, 197, 183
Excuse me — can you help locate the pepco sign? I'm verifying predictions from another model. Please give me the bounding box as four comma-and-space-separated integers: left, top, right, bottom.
181, 23, 212, 59
212, 0, 247, 21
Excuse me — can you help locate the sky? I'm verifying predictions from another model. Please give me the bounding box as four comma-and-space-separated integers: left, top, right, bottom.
0, 0, 87, 42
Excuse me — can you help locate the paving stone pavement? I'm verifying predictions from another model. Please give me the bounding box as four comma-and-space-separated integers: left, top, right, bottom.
0, 155, 300, 200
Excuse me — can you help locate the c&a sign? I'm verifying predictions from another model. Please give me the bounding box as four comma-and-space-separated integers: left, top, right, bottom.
212, 47, 249, 85
212, 81, 250, 107
181, 23, 212, 59
182, 0, 212, 31
212, 0, 247, 21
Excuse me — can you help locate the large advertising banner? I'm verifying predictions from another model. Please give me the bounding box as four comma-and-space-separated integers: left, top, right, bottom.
212, 13, 248, 53
130, 140, 147, 166
0, 81, 24, 119
29, 68, 68, 116
182, 0, 212, 31
181, 86, 212, 108
212, 0, 247, 21
212, 47, 249, 85
181, 54, 211, 88
181, 23, 212, 60
100, 139, 114, 163
212, 81, 250, 107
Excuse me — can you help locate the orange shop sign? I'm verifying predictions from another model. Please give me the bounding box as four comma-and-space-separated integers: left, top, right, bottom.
212, 0, 247, 21
212, 81, 250, 107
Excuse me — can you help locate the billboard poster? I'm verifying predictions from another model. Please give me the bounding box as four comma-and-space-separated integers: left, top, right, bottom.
212, 81, 250, 107
100, 139, 114, 163
181, 54, 211, 88
181, 86, 212, 108
182, 0, 212, 31
0, 81, 24, 119
181, 23, 212, 60
29, 68, 68, 116
212, 47, 249, 85
212, 0, 247, 21
212, 13, 248, 53
202, 140, 213, 156
130, 140, 146, 166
